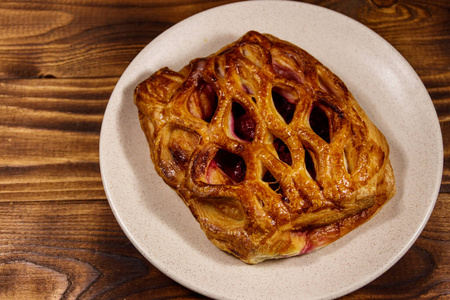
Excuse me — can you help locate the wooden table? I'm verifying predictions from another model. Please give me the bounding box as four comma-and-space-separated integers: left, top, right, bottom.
0, 0, 448, 299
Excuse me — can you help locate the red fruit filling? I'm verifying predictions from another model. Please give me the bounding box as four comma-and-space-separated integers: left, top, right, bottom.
309, 105, 330, 143
273, 63, 302, 83
242, 83, 254, 94
188, 80, 218, 123
262, 171, 280, 192
232, 102, 256, 141
304, 148, 316, 180
273, 138, 292, 166
262, 170, 289, 203
199, 81, 218, 122
272, 89, 296, 124
212, 149, 246, 183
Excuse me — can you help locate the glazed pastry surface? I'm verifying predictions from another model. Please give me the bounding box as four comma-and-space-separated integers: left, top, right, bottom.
134, 31, 396, 264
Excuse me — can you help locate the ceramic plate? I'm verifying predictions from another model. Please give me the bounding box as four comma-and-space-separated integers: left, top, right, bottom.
99, 1, 443, 299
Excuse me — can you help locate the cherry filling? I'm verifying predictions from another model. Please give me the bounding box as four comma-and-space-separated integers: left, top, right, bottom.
189, 80, 218, 123
273, 63, 302, 83
304, 148, 316, 180
273, 138, 292, 166
212, 149, 246, 183
199, 81, 218, 122
262, 171, 280, 192
309, 105, 330, 143
262, 170, 289, 203
232, 102, 256, 141
272, 89, 296, 124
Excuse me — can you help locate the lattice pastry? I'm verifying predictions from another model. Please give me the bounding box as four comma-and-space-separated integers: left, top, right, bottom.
134, 31, 395, 264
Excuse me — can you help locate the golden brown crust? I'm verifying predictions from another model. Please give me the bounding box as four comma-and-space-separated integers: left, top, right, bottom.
134, 31, 396, 264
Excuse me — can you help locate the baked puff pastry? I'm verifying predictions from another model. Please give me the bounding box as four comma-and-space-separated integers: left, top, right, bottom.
134, 31, 395, 264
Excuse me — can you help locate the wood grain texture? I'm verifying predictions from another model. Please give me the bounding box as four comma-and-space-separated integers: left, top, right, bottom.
0, 195, 447, 299
0, 0, 448, 299
0, 78, 111, 202
0, 200, 205, 299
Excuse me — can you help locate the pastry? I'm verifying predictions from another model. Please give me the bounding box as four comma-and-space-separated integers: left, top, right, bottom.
134, 31, 395, 264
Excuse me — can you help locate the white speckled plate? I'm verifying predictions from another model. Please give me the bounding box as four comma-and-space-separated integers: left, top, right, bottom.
99, 1, 443, 299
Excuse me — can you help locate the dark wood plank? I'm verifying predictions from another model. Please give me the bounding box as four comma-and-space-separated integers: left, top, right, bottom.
342, 193, 450, 299
0, 200, 206, 299
0, 0, 242, 79
0, 78, 112, 202
0, 195, 447, 299
0, 78, 111, 133
0, 0, 448, 299
0, 1, 448, 78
